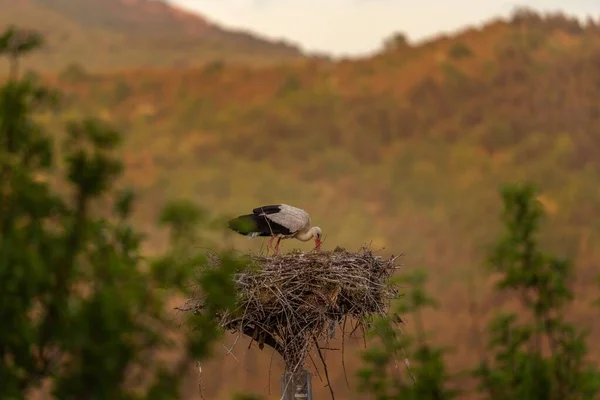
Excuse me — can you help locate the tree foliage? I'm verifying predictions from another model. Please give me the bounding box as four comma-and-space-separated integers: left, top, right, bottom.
358, 183, 600, 400
0, 27, 241, 399
357, 269, 458, 400
474, 183, 600, 400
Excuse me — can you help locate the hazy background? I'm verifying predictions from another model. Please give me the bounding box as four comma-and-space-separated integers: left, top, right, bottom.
177, 0, 600, 54
3, 0, 600, 398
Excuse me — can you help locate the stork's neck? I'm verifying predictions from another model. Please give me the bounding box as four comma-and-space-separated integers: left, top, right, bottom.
295, 227, 315, 242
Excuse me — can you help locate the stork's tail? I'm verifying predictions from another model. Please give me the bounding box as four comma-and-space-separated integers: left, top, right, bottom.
228, 214, 261, 237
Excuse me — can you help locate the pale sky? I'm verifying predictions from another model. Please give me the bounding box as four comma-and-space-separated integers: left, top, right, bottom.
172, 0, 600, 56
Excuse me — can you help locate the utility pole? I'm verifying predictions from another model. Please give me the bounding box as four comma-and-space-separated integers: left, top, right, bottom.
280, 368, 312, 400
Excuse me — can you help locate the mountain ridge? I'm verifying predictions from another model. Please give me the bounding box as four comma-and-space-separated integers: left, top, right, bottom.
0, 0, 305, 72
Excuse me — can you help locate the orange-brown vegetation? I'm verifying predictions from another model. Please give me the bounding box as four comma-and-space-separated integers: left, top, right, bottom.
14, 7, 600, 399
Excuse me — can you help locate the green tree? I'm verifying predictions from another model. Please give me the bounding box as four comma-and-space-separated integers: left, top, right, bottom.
474, 183, 600, 400
447, 41, 473, 60
357, 269, 458, 400
0, 27, 241, 399
158, 198, 210, 258
0, 26, 43, 80
382, 32, 411, 53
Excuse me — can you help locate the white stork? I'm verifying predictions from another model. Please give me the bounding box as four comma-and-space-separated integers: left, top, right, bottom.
228, 204, 322, 253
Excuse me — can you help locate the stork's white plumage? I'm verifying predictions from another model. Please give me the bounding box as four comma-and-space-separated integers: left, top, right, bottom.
228, 204, 322, 253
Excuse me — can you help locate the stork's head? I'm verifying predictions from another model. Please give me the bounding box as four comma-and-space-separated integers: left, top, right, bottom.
312, 226, 322, 250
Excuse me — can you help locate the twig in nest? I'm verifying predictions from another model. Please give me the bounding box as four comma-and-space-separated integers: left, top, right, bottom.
308, 353, 324, 383
222, 333, 241, 362
268, 348, 275, 395
360, 324, 367, 348
341, 316, 350, 389
349, 319, 363, 338
313, 336, 336, 400
196, 361, 205, 400
396, 324, 416, 385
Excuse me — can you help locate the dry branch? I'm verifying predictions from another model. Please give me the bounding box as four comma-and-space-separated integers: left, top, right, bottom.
178, 246, 402, 376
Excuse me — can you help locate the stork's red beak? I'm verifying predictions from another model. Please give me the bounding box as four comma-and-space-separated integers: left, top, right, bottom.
315, 237, 322, 251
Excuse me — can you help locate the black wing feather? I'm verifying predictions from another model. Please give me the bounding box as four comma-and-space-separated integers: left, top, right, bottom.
228, 213, 292, 237
252, 204, 282, 215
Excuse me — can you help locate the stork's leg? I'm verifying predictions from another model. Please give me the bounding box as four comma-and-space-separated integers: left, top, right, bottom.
267, 236, 276, 253
274, 237, 282, 254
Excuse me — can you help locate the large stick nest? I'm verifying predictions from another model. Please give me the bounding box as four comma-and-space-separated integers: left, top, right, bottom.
179, 247, 402, 372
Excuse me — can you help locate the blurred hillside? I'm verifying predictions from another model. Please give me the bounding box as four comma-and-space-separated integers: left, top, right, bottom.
0, 0, 303, 73
20, 8, 600, 399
